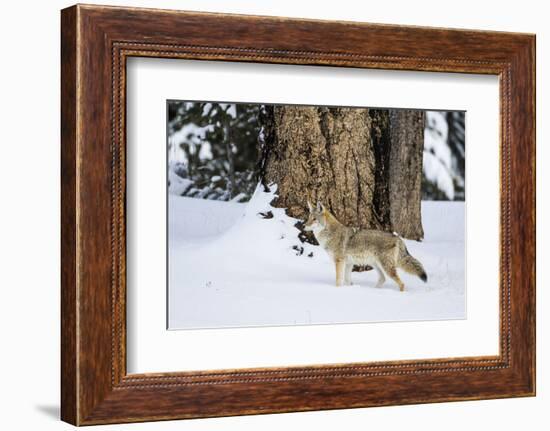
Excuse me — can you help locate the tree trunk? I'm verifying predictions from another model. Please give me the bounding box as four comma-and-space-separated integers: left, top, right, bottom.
260, 106, 425, 240
387, 110, 425, 239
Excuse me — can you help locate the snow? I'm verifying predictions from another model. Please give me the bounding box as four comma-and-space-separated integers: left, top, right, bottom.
423, 151, 455, 200
168, 168, 193, 196
424, 111, 455, 200
168, 185, 465, 330
219, 103, 237, 118
169, 195, 247, 241
168, 122, 214, 163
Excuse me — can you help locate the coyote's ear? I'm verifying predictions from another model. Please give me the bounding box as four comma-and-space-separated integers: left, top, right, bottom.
307, 200, 313, 212
316, 201, 322, 212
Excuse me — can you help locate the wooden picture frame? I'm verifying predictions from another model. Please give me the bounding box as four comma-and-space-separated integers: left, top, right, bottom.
61, 4, 535, 425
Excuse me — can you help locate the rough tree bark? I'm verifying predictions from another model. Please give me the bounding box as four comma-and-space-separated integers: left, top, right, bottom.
259, 106, 425, 240
387, 110, 425, 239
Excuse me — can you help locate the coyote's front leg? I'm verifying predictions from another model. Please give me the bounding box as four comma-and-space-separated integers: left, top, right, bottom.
335, 259, 345, 287
344, 262, 353, 286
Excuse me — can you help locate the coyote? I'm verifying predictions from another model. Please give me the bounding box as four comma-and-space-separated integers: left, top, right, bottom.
304, 202, 427, 291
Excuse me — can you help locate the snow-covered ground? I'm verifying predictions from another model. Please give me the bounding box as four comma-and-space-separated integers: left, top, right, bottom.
168, 186, 465, 330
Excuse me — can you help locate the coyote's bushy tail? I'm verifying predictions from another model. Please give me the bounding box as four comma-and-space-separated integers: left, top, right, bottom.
397, 242, 428, 282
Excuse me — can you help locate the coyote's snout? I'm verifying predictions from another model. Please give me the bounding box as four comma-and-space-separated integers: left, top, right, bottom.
304, 201, 427, 291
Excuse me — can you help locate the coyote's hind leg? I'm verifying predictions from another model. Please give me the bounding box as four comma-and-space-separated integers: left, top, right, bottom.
380, 259, 405, 292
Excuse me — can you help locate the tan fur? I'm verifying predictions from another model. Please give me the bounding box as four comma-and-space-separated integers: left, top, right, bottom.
304, 202, 427, 290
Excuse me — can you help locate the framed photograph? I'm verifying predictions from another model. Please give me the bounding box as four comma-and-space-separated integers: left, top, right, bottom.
61, 4, 535, 425
165, 101, 465, 330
